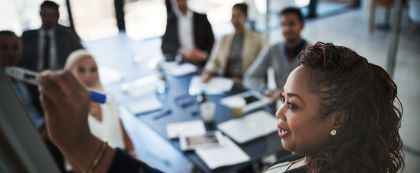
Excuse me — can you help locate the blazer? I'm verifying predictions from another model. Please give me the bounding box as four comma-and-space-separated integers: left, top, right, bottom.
20, 24, 83, 71
204, 29, 265, 76
161, 11, 215, 66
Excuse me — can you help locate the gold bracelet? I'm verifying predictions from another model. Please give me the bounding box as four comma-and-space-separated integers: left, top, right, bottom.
86, 141, 108, 173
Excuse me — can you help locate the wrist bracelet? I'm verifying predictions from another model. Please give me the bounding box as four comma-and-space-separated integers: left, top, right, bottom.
86, 141, 108, 173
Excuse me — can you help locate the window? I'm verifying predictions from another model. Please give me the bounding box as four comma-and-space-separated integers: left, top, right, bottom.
124, 0, 167, 40
70, 0, 119, 40
0, 0, 69, 36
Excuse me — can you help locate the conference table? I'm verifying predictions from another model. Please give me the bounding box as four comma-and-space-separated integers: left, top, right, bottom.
112, 70, 286, 173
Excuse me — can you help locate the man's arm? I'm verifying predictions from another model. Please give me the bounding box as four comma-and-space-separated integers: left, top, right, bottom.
201, 14, 215, 55
161, 14, 179, 61
19, 31, 38, 71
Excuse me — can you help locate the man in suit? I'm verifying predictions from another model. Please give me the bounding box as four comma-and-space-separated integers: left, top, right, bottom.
19, 3, 82, 171
20, 0, 83, 71
161, 0, 215, 67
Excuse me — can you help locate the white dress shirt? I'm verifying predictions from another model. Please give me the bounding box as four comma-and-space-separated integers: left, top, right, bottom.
177, 10, 194, 50
38, 29, 58, 70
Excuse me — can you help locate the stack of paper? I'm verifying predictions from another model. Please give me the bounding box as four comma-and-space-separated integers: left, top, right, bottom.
195, 135, 250, 169
166, 120, 206, 138
119, 74, 159, 97
217, 111, 278, 144
163, 62, 197, 76
99, 67, 123, 84
189, 76, 234, 95
126, 94, 162, 115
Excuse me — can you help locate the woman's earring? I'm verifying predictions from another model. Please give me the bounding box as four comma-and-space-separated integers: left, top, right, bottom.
330, 129, 337, 136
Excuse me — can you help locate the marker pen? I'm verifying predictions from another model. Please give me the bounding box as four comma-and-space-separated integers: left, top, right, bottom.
4, 67, 107, 104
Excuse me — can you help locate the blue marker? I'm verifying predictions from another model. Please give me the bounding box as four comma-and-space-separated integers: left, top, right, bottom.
4, 67, 107, 104
89, 89, 107, 104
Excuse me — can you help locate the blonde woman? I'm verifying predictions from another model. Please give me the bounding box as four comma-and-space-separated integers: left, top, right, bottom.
65, 50, 134, 155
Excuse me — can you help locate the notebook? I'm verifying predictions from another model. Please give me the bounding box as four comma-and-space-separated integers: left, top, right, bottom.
195, 134, 250, 169
166, 120, 206, 139
189, 76, 234, 95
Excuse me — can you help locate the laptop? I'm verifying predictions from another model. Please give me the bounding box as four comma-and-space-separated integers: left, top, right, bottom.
217, 111, 278, 144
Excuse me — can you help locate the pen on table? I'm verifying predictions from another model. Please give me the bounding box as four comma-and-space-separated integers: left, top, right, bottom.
153, 109, 172, 120
4, 67, 107, 104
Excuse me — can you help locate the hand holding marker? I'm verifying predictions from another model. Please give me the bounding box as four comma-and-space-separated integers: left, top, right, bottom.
4, 67, 107, 104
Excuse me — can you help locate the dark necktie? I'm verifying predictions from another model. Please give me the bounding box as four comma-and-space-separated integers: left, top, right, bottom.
43, 34, 50, 69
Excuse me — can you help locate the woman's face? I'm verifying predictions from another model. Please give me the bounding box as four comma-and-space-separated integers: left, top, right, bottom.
71, 57, 99, 88
231, 7, 247, 31
276, 65, 336, 155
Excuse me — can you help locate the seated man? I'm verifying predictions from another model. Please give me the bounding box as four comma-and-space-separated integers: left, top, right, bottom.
161, 0, 215, 67
201, 3, 265, 86
19, 1, 83, 140
0, 30, 44, 129
19, 0, 83, 71
244, 7, 310, 100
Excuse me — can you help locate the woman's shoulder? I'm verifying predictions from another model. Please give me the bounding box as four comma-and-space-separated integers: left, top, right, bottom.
265, 163, 307, 173
265, 161, 291, 173
267, 167, 307, 173
265, 155, 306, 173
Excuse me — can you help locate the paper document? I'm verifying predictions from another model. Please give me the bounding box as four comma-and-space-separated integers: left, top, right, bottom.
195, 135, 250, 169
163, 62, 197, 76
99, 67, 123, 84
217, 111, 277, 144
119, 74, 159, 97
166, 120, 206, 138
126, 94, 162, 115
189, 76, 234, 95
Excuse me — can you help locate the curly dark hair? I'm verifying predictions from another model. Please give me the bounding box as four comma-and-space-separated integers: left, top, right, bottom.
297, 42, 404, 173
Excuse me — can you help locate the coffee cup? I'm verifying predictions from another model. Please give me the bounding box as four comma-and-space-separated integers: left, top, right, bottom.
227, 97, 246, 117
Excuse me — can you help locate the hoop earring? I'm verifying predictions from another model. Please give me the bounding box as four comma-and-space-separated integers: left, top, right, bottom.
330, 129, 337, 136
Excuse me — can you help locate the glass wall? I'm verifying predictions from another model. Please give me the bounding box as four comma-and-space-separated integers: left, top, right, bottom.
124, 0, 167, 40
189, 0, 245, 37
69, 0, 119, 40
124, 0, 245, 40
0, 0, 360, 40
0, 0, 69, 36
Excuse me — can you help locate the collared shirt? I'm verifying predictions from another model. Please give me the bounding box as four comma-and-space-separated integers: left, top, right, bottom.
177, 10, 194, 50
284, 40, 307, 62
38, 29, 57, 70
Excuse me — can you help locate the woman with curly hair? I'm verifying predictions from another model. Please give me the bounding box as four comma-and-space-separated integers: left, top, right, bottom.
266, 42, 405, 173
37, 42, 404, 173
